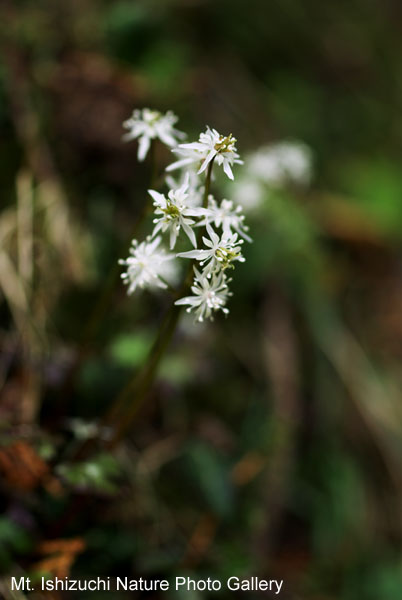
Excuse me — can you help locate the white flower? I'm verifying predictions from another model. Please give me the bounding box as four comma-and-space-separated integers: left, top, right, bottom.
123, 108, 185, 161
247, 141, 312, 187
232, 178, 265, 212
198, 197, 252, 242
166, 146, 202, 174
167, 127, 243, 180
119, 236, 178, 294
165, 169, 204, 208
175, 268, 231, 322
149, 175, 206, 249
177, 223, 245, 278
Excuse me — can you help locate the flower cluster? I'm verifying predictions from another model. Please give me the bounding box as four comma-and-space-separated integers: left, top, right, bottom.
122, 108, 185, 161
120, 109, 251, 322
232, 140, 313, 212
167, 126, 243, 180
247, 141, 312, 187
118, 236, 179, 294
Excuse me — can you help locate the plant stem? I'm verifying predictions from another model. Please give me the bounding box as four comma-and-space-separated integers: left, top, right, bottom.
106, 302, 182, 446
73, 156, 216, 460
202, 160, 214, 209
105, 158, 216, 446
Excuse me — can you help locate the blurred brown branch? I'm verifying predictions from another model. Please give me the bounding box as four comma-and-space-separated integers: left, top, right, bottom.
254, 287, 301, 560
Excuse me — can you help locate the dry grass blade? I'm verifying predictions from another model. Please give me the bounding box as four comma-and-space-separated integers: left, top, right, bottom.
254, 288, 301, 558
0, 249, 30, 331
16, 170, 34, 290
33, 538, 86, 579
37, 179, 89, 283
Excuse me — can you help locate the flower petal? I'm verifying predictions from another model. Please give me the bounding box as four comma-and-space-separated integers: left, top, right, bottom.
223, 161, 234, 180
138, 135, 151, 161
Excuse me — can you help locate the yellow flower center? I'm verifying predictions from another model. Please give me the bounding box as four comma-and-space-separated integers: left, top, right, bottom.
163, 202, 180, 220
145, 110, 161, 124
216, 247, 240, 269
214, 134, 236, 153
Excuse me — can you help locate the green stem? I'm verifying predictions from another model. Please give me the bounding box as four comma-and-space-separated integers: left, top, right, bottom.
105, 302, 182, 446
149, 139, 158, 188
106, 158, 216, 446
73, 156, 216, 460
182, 158, 215, 290
202, 159, 214, 209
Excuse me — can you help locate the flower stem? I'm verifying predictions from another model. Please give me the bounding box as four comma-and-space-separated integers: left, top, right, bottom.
106, 158, 216, 446
105, 302, 182, 446
202, 159, 214, 209
181, 157, 216, 291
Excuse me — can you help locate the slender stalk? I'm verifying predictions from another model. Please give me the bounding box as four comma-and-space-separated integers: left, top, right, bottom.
182, 158, 215, 289
149, 139, 158, 188
202, 160, 214, 209
106, 302, 182, 446
105, 158, 216, 446
73, 157, 216, 460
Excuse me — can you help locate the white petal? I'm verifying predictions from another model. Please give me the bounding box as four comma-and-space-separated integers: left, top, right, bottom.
151, 221, 163, 238
169, 227, 177, 249
177, 249, 206, 259
148, 236, 162, 252
223, 161, 234, 180
182, 221, 197, 247
179, 142, 205, 151
166, 157, 195, 172
179, 172, 190, 193
205, 222, 219, 245
148, 189, 165, 204
122, 132, 135, 142
138, 135, 151, 161
175, 296, 200, 307
197, 150, 216, 175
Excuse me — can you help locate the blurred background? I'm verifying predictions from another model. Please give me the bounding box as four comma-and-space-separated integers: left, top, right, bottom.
1, 0, 402, 598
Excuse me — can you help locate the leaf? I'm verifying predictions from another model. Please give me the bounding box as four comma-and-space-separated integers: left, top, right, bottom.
339, 159, 402, 238
184, 441, 234, 518
57, 454, 120, 493
109, 332, 152, 367
0, 518, 32, 553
